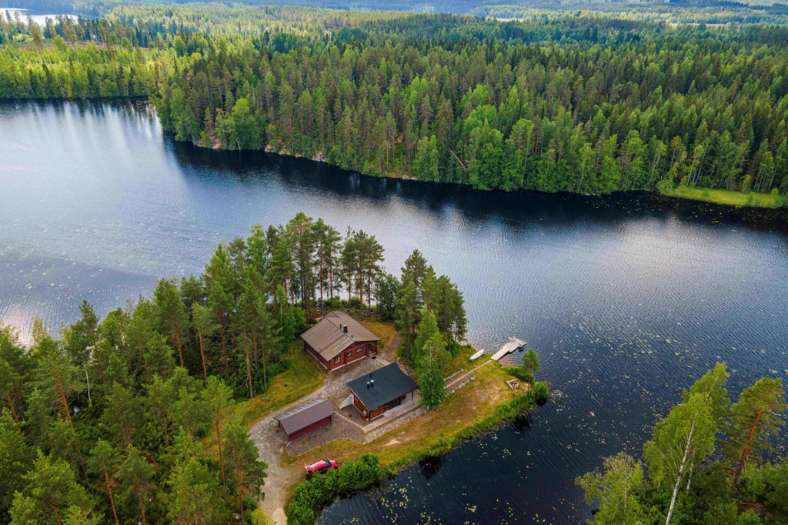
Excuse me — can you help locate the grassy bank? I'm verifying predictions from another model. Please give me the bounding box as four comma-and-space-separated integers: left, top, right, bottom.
230, 341, 326, 428
359, 319, 397, 350
659, 185, 785, 209
226, 320, 546, 525
283, 357, 529, 469
284, 358, 548, 520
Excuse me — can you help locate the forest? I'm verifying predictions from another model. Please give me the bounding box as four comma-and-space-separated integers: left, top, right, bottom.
0, 212, 467, 524
0, 7, 786, 199
577, 363, 786, 525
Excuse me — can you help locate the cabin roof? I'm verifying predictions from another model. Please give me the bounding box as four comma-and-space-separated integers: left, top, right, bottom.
276, 398, 334, 435
301, 311, 379, 361
346, 362, 418, 410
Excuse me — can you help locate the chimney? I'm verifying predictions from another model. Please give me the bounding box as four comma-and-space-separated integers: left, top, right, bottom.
369, 379, 374, 388
343, 325, 348, 334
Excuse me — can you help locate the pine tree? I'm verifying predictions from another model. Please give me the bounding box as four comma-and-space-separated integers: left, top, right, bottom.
205, 245, 235, 371
395, 275, 420, 351
287, 212, 317, 312
153, 279, 190, 369
31, 322, 82, 423
118, 445, 155, 525
0, 411, 33, 518
87, 440, 121, 525
165, 433, 228, 525
312, 219, 341, 306
204, 377, 232, 483
724, 378, 785, 485
10, 451, 94, 525
223, 420, 267, 521
191, 303, 215, 381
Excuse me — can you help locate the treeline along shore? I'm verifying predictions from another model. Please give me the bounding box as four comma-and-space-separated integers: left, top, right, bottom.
0, 8, 786, 206
1, 211, 549, 524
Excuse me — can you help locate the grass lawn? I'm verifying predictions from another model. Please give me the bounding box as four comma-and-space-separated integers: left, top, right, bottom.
444, 345, 479, 375
660, 185, 785, 209
231, 341, 326, 428
228, 319, 395, 432
360, 319, 397, 349
284, 359, 518, 473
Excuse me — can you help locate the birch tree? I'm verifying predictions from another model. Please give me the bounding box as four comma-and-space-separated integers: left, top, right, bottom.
643, 392, 717, 525
576, 452, 647, 524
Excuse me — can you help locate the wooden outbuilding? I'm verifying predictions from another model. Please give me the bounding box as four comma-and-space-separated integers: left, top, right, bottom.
276, 399, 334, 441
301, 311, 380, 371
346, 363, 418, 421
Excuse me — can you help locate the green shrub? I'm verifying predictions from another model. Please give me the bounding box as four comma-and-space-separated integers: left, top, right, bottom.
532, 381, 550, 405
505, 367, 534, 383
286, 454, 385, 525
656, 179, 674, 193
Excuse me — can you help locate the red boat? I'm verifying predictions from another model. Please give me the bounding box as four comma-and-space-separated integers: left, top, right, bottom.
304, 458, 338, 475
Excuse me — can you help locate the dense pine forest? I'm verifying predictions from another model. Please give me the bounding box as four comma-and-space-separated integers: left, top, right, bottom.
578, 364, 786, 525
0, 7, 786, 198
0, 212, 467, 524
155, 26, 787, 195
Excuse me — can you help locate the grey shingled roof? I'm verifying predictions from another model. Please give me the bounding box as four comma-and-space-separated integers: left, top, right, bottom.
276, 398, 334, 435
300, 311, 379, 361
347, 363, 418, 411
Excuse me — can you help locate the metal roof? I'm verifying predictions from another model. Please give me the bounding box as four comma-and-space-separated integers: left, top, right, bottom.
346, 362, 418, 411
300, 311, 379, 361
276, 398, 334, 435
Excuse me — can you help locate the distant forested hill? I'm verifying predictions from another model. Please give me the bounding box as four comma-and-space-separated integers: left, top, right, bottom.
0, 6, 786, 199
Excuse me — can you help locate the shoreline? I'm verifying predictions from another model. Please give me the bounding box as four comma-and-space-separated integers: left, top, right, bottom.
658, 184, 785, 209
236, 320, 546, 525
283, 384, 545, 525
176, 133, 788, 214
0, 97, 783, 214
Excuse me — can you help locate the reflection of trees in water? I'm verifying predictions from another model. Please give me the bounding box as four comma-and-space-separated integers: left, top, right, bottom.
164, 134, 788, 234
513, 414, 531, 432
418, 455, 443, 480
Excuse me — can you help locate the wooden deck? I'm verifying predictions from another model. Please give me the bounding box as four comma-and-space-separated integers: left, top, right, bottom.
491, 337, 527, 361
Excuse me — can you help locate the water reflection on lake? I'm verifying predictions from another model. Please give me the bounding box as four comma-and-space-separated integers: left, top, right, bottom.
0, 7, 77, 25
0, 100, 785, 523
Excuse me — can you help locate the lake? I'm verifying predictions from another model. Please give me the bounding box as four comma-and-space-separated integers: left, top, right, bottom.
0, 7, 77, 26
1, 100, 786, 524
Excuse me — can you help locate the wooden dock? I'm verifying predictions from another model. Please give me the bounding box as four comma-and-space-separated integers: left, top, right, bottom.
491, 337, 527, 361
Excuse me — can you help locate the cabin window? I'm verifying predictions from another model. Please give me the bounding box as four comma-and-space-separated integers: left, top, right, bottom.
346, 351, 353, 357
334, 356, 341, 363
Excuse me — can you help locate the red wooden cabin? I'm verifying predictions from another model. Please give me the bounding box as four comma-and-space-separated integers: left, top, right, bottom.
301, 311, 380, 371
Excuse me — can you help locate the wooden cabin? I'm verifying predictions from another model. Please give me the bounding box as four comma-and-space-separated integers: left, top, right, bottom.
301, 311, 380, 371
346, 362, 418, 421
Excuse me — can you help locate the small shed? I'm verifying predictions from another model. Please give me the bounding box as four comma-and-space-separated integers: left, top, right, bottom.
347, 363, 418, 421
276, 399, 334, 441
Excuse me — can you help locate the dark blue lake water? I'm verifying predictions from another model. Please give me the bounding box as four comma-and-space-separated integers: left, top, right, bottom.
1, 101, 785, 524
